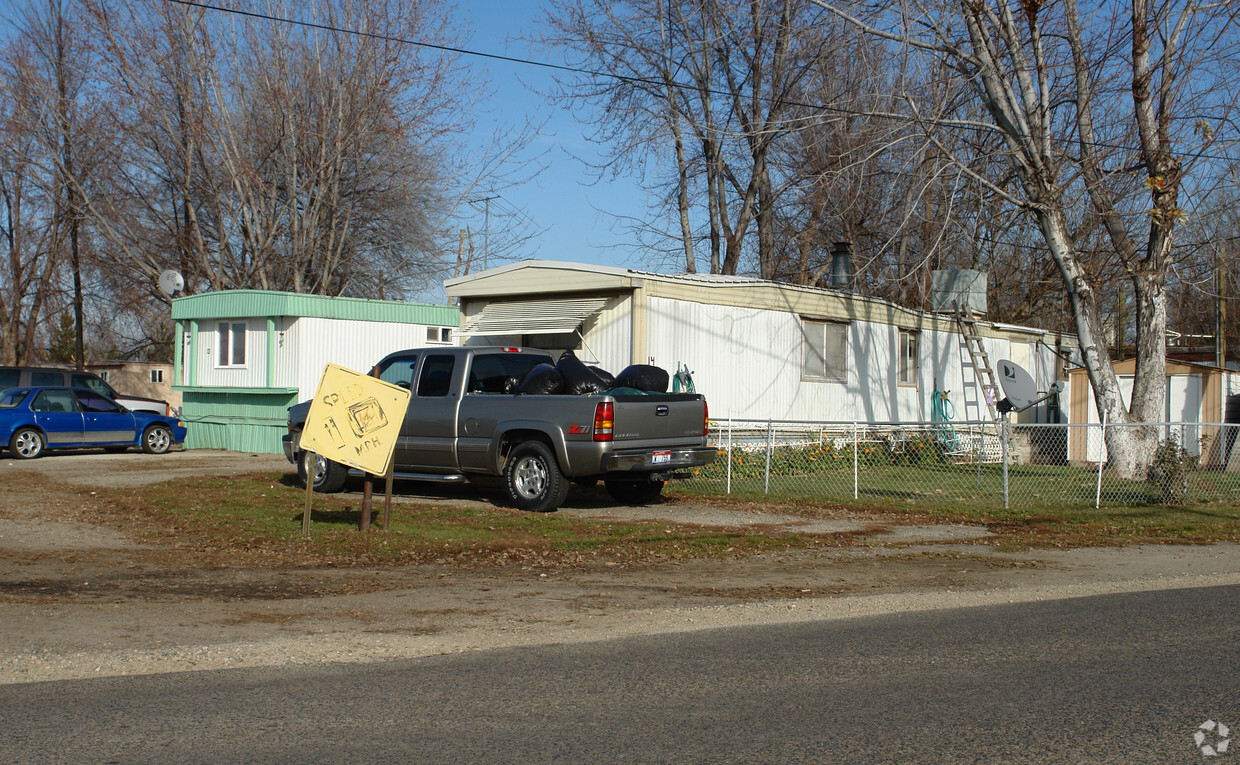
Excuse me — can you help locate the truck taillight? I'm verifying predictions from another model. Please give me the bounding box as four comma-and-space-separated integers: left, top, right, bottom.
703, 400, 709, 436
593, 402, 614, 442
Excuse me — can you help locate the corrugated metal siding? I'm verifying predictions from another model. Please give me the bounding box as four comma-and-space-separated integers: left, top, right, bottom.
645, 297, 858, 421
192, 318, 269, 389
290, 317, 447, 399
182, 391, 297, 454
583, 295, 632, 370
645, 296, 1064, 425
172, 290, 460, 325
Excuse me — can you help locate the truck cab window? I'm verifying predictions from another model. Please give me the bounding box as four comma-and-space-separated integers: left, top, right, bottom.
417, 355, 455, 397
467, 353, 551, 393
376, 356, 418, 389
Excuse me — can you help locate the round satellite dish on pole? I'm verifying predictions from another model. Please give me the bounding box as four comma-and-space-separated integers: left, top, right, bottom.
996, 359, 1037, 410
158, 270, 185, 297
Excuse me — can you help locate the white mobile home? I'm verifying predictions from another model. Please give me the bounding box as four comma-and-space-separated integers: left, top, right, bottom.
446, 260, 1075, 424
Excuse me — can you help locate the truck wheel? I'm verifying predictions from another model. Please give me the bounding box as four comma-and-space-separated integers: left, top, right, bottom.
504, 441, 570, 513
605, 479, 665, 505
298, 451, 349, 493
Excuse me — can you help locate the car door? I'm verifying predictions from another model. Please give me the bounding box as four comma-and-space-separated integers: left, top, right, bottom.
396, 354, 460, 471
29, 389, 85, 446
74, 389, 137, 444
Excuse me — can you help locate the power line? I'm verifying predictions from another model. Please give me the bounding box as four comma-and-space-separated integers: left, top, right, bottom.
166, 0, 1240, 165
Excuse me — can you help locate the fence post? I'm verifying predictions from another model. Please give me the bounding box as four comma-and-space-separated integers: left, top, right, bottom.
1001, 419, 1009, 509
764, 419, 773, 494
853, 420, 859, 500
726, 420, 733, 495
1095, 412, 1107, 509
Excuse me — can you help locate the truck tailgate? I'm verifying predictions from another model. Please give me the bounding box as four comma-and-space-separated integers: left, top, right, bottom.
610, 394, 706, 448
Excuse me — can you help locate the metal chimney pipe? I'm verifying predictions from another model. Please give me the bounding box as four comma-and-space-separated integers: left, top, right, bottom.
830, 241, 852, 290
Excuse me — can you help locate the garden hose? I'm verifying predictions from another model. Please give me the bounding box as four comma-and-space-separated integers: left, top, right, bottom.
932, 390, 960, 451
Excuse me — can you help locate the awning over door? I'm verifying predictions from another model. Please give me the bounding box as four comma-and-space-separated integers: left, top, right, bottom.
457, 297, 611, 337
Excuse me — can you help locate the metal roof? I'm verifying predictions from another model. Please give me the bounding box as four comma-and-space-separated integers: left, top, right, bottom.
171, 290, 459, 325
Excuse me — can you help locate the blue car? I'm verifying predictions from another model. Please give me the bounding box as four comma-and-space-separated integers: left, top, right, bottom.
0, 386, 187, 459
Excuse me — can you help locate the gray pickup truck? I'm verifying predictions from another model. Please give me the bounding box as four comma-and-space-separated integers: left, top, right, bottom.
283, 346, 716, 512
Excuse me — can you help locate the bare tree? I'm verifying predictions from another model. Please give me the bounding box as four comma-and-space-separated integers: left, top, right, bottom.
0, 77, 59, 364
808, 0, 1240, 476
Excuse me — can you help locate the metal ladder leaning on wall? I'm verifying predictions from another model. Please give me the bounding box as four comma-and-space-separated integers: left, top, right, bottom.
953, 302, 1000, 423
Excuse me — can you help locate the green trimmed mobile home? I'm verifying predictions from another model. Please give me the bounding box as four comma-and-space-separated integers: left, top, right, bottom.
171, 290, 458, 454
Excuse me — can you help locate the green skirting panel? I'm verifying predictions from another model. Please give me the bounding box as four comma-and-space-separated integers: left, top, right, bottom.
180, 389, 299, 454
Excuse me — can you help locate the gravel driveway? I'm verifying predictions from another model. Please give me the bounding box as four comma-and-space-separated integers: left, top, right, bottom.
3, 449, 1240, 685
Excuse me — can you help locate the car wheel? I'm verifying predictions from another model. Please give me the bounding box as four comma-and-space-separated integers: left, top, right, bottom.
9, 427, 45, 459
298, 451, 349, 493
141, 424, 173, 454
604, 479, 665, 505
504, 441, 570, 512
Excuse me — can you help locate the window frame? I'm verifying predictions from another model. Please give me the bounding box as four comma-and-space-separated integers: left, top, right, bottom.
216, 322, 247, 367
898, 329, 919, 387
150, 369, 164, 384
800, 318, 848, 383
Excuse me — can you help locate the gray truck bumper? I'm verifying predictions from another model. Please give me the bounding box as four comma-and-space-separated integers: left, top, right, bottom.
603, 446, 717, 473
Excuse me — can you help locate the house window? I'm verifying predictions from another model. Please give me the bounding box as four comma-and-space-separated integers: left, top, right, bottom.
97, 370, 110, 382
217, 322, 246, 366
898, 330, 919, 386
802, 319, 848, 382
150, 369, 164, 384
425, 326, 453, 344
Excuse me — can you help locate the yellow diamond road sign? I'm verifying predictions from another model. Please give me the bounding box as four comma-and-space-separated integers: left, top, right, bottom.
299, 363, 411, 476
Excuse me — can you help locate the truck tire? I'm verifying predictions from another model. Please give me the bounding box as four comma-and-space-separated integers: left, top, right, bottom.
605, 479, 665, 505
298, 451, 349, 493
504, 441, 570, 513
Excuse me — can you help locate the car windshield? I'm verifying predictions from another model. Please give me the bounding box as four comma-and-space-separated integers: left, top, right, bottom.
0, 389, 30, 408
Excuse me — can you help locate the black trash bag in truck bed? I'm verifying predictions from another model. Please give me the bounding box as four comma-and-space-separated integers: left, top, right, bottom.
556, 350, 610, 395
615, 364, 669, 393
515, 363, 564, 395
588, 365, 616, 390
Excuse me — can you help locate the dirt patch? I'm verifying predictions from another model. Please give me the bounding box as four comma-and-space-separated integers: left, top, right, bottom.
3, 449, 1240, 684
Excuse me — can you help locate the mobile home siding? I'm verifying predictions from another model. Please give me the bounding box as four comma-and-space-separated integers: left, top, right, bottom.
449, 261, 1074, 427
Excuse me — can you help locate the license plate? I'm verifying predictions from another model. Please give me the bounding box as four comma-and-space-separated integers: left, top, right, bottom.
651, 450, 671, 465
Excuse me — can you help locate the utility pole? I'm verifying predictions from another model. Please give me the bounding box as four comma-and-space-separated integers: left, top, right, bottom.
1218, 242, 1227, 368
469, 195, 498, 271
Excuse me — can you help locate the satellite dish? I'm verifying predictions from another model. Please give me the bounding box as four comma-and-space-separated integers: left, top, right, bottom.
158, 270, 185, 297
996, 359, 1037, 410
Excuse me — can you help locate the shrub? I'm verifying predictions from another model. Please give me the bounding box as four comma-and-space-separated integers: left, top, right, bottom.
1147, 437, 1198, 505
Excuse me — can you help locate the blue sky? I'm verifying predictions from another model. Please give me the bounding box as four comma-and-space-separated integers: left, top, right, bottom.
459, 1, 650, 274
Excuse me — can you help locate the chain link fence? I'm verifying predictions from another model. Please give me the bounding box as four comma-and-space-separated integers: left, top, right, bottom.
678, 418, 1240, 510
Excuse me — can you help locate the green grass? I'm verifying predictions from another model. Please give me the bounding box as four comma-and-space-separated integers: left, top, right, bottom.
95, 473, 833, 567
672, 456, 1240, 548
681, 445, 1240, 512
86, 456, 1240, 566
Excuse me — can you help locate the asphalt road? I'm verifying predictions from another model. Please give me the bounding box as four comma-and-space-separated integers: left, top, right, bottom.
4, 585, 1238, 764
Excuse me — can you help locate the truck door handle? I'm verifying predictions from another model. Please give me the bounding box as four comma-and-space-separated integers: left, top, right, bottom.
656, 405, 669, 416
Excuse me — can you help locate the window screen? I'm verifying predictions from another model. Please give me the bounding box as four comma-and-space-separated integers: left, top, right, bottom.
802, 320, 848, 382
898, 330, 919, 386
